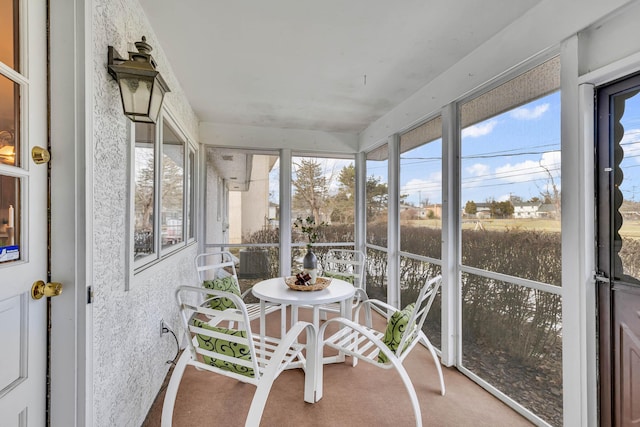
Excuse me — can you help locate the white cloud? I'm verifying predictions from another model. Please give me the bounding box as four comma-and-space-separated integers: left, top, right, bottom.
401, 172, 442, 203
292, 157, 355, 194
540, 150, 561, 171
462, 120, 498, 138
494, 150, 561, 183
621, 128, 640, 163
510, 103, 550, 120
466, 163, 489, 176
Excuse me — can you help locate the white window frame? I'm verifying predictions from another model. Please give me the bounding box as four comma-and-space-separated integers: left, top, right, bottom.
128, 109, 198, 281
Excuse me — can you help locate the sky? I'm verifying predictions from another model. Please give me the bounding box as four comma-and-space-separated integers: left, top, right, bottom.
268, 156, 354, 204
619, 92, 640, 203
395, 91, 562, 206
268, 88, 640, 209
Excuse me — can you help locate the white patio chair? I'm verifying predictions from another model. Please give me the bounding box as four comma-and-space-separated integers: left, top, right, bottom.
161, 286, 318, 427
318, 249, 372, 326
318, 275, 445, 427
195, 251, 281, 323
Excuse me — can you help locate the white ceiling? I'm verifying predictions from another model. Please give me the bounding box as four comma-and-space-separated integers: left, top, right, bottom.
139, 0, 542, 134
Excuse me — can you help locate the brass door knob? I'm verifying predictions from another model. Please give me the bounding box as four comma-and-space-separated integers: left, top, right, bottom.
31, 280, 63, 300
31, 146, 50, 164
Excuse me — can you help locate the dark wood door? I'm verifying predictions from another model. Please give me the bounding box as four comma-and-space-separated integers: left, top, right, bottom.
597, 75, 640, 427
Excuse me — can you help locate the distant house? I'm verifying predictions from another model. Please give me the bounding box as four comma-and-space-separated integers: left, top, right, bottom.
537, 203, 559, 218
424, 204, 442, 219
400, 203, 442, 219
473, 202, 492, 219
512, 202, 559, 218
513, 202, 541, 218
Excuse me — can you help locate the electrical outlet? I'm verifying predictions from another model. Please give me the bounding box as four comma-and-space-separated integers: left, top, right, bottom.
160, 319, 169, 337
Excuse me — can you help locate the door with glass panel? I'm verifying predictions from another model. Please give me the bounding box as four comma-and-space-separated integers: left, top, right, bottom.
0, 0, 49, 424
596, 74, 640, 427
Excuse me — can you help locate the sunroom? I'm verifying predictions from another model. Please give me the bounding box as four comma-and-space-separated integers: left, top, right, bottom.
2, 0, 640, 426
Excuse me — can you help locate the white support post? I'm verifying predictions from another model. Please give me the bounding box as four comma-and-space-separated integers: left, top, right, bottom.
388, 135, 401, 308
355, 152, 367, 256
441, 103, 459, 367
279, 149, 292, 277
561, 35, 595, 426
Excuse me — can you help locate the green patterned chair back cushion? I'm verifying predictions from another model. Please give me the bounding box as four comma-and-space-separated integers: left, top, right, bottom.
202, 276, 241, 310
379, 303, 416, 363
323, 271, 355, 284
191, 318, 255, 378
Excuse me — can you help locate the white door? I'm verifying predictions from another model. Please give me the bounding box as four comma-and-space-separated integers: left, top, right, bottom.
0, 0, 50, 425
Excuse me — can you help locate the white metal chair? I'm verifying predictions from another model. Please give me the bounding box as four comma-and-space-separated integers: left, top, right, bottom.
161, 286, 318, 427
318, 249, 372, 326
318, 275, 445, 427
195, 251, 281, 322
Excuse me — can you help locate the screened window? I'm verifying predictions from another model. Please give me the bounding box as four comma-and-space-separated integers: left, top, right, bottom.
366, 145, 389, 246
291, 155, 356, 270
365, 144, 389, 302
459, 56, 562, 426
206, 149, 280, 280
399, 116, 443, 347
400, 116, 443, 259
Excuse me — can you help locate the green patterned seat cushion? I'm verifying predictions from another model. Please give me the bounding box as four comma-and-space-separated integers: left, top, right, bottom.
202, 276, 241, 310
379, 303, 416, 363
191, 318, 255, 378
324, 271, 355, 284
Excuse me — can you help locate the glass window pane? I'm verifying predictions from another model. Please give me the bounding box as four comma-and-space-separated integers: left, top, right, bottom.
134, 123, 156, 260
0, 74, 20, 167
366, 145, 389, 246
614, 91, 640, 281
400, 117, 442, 259
461, 272, 562, 426
0, 175, 20, 263
161, 123, 184, 249
0, 0, 19, 71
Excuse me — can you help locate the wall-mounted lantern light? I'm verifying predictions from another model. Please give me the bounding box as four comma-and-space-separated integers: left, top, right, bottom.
107, 36, 170, 123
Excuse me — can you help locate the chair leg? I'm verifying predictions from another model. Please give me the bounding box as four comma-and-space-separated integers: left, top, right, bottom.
161, 350, 189, 427
364, 304, 372, 328
419, 332, 446, 396
390, 357, 423, 427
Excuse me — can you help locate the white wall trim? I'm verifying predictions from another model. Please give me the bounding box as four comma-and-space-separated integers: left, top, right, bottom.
560, 34, 591, 427
49, 0, 92, 425
578, 50, 640, 86
578, 82, 598, 427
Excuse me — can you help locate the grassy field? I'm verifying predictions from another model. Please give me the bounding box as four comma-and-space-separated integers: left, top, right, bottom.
403, 217, 640, 238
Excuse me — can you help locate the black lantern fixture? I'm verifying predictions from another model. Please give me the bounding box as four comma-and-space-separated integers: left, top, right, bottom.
107, 36, 170, 123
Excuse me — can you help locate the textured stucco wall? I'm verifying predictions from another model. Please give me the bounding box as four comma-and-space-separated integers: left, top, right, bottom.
93, 1, 199, 425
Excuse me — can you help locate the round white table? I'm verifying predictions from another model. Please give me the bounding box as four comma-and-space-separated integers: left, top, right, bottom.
252, 276, 355, 339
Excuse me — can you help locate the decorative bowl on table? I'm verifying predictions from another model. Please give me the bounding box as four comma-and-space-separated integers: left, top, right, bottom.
285, 276, 332, 291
